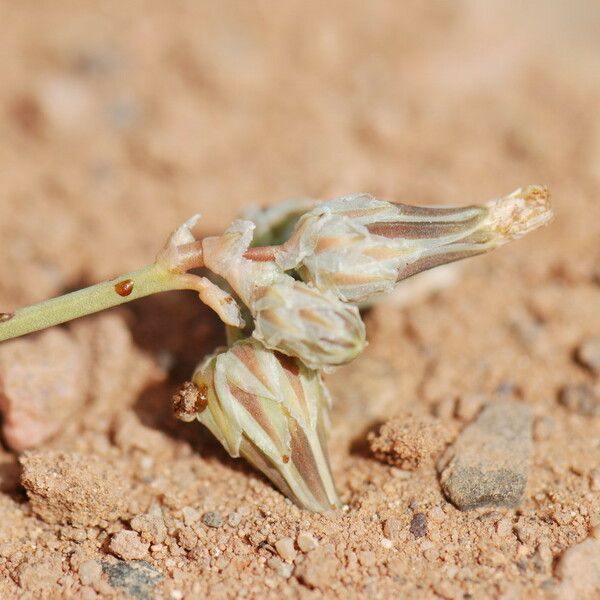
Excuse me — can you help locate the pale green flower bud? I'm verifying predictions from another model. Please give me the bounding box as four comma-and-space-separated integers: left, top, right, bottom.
184, 339, 340, 512
277, 185, 552, 303
252, 279, 366, 370
242, 199, 317, 247
202, 220, 366, 368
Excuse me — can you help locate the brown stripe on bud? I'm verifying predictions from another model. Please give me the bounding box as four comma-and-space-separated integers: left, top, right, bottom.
366, 211, 486, 240
230, 342, 273, 391
398, 247, 488, 280
228, 382, 285, 454
287, 415, 333, 509
390, 203, 485, 217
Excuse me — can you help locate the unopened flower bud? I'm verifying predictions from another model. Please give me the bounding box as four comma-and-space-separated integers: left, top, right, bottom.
186, 339, 341, 512
202, 220, 366, 368
276, 185, 552, 303
253, 279, 366, 370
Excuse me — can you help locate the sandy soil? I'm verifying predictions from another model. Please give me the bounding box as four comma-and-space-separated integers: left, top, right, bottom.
0, 1, 599, 598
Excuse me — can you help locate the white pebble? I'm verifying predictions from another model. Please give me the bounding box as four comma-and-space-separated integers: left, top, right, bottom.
275, 537, 297, 562
78, 560, 102, 586
381, 538, 393, 549
297, 531, 319, 552
429, 506, 446, 522
267, 556, 293, 578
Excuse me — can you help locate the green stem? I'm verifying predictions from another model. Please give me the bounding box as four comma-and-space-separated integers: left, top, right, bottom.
0, 263, 190, 343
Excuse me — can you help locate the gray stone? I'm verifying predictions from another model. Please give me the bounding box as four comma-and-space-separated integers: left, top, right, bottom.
438, 400, 532, 510
102, 560, 163, 600
409, 513, 428, 538
202, 511, 223, 528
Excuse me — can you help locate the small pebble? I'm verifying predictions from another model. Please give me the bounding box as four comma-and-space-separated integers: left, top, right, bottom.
559, 384, 599, 416
496, 518, 513, 537
390, 468, 411, 480
429, 506, 446, 522
78, 559, 102, 586
576, 338, 600, 374
130, 504, 167, 544
227, 512, 242, 527
80, 587, 97, 600
381, 538, 393, 549
297, 531, 319, 552
267, 556, 293, 578
555, 538, 600, 597
109, 530, 149, 560
181, 507, 200, 526
410, 513, 428, 538
275, 537, 297, 562
383, 518, 402, 540
420, 539, 434, 550
202, 511, 223, 528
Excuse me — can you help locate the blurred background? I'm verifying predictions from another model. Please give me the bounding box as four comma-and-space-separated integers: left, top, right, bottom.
1, 0, 598, 309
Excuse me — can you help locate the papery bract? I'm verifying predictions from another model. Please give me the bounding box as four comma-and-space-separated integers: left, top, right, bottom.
189, 338, 341, 512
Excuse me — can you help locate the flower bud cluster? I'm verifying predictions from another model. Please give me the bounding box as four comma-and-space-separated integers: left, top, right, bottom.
202, 220, 366, 370
171, 184, 551, 512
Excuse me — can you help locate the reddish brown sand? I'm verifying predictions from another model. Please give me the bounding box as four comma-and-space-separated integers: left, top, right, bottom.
0, 2, 599, 599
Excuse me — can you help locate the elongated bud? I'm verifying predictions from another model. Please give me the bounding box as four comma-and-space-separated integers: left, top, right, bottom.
182, 339, 341, 512
202, 221, 366, 368
277, 185, 552, 303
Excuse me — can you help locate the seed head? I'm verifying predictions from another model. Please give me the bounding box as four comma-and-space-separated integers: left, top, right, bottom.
187, 338, 341, 512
